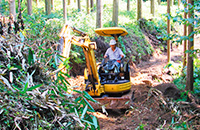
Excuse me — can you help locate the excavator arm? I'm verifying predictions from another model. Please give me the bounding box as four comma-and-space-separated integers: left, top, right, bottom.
59, 24, 100, 91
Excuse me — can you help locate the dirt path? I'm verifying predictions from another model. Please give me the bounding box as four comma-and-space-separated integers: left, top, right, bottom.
68, 40, 199, 129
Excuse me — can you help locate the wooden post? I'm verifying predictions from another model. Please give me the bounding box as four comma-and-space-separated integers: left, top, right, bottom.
77, 0, 81, 12
63, 0, 67, 23
96, 0, 102, 28
186, 0, 194, 91
27, 0, 32, 15
151, 0, 155, 16
183, 0, 187, 68
9, 0, 16, 20
167, 0, 171, 62
127, 0, 130, 11
86, 0, 90, 14
112, 0, 119, 27
137, 0, 142, 20
90, 0, 94, 12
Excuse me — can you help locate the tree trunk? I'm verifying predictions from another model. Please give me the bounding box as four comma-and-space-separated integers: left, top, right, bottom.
183, 0, 188, 68
35, 0, 39, 7
18, 0, 21, 13
27, 0, 32, 15
157, 0, 161, 5
0, 0, 2, 13
90, 0, 94, 12
9, 0, 16, 20
186, 0, 194, 91
137, 0, 142, 20
77, 0, 81, 12
51, 0, 54, 10
86, 0, 90, 14
68, 0, 70, 5
112, 0, 119, 27
167, 0, 171, 62
96, 0, 102, 28
178, 0, 181, 8
63, 0, 67, 23
151, 0, 155, 16
45, 0, 51, 15
170, 0, 174, 6
127, 0, 130, 11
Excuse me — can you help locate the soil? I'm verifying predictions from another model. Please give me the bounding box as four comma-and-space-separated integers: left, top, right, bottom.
67, 35, 200, 129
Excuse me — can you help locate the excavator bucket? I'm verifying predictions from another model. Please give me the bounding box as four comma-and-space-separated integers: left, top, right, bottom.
88, 96, 131, 110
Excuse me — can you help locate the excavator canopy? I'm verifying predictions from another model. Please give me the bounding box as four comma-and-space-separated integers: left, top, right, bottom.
95, 27, 128, 37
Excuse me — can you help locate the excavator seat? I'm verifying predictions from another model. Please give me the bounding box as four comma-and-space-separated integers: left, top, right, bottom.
98, 58, 130, 83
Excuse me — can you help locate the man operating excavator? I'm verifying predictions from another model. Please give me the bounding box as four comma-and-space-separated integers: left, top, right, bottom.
103, 39, 125, 73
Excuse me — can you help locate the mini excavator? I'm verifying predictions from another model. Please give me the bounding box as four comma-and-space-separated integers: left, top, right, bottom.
59, 25, 131, 109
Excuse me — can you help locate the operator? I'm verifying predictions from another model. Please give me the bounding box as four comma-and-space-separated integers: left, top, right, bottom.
103, 39, 125, 72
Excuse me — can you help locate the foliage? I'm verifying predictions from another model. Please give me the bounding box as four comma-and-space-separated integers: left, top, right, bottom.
161, 0, 200, 46
172, 57, 200, 97
0, 10, 99, 129
0, 0, 9, 15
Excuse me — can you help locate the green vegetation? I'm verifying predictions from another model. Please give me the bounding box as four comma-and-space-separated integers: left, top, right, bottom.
0, 0, 199, 129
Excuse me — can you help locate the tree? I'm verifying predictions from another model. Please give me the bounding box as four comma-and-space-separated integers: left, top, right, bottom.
157, 0, 161, 5
186, 0, 194, 91
63, 0, 67, 23
127, 0, 130, 11
68, 0, 70, 5
96, 0, 102, 28
167, 0, 171, 62
0, 0, 2, 13
86, 0, 89, 14
51, 0, 54, 10
137, 0, 142, 20
9, 0, 16, 20
178, 0, 181, 8
35, 0, 39, 7
151, 0, 155, 16
27, 0, 32, 15
112, 0, 119, 26
90, 0, 94, 12
77, 0, 81, 12
183, 0, 188, 68
45, 0, 51, 15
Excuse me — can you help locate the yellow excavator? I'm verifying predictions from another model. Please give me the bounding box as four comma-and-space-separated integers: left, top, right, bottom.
59, 24, 131, 109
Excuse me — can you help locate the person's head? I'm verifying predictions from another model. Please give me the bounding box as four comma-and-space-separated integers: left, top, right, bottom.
109, 39, 116, 50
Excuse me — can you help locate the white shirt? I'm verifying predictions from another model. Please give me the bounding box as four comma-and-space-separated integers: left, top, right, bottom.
104, 47, 124, 60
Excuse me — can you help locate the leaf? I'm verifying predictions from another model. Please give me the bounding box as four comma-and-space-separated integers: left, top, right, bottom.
81, 105, 88, 119
0, 75, 15, 92
22, 70, 35, 94
92, 116, 98, 129
28, 48, 34, 65
27, 84, 43, 91
19, 32, 25, 43
83, 98, 95, 112
83, 91, 97, 103
73, 90, 82, 94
